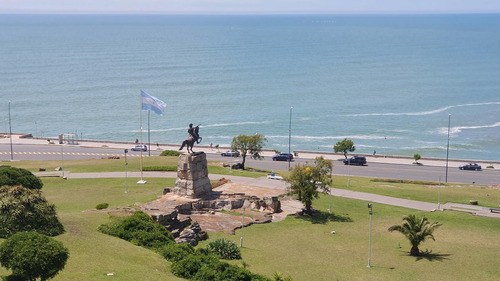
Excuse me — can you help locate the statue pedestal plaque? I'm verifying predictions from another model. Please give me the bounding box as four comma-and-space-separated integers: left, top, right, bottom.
174, 153, 212, 197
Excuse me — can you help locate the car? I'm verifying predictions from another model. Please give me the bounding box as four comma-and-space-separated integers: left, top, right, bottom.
221, 150, 240, 157
272, 153, 293, 161
343, 156, 367, 166
459, 163, 482, 171
131, 144, 147, 151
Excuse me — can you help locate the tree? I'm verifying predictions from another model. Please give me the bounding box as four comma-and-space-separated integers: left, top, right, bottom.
285, 157, 332, 214
0, 186, 65, 238
0, 231, 69, 281
231, 134, 267, 170
388, 214, 442, 256
333, 138, 355, 159
0, 166, 43, 190
413, 153, 421, 163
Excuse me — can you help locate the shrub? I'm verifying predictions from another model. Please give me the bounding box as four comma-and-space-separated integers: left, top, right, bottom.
142, 166, 177, 171
413, 153, 421, 162
160, 243, 194, 262
206, 238, 241, 260
0, 186, 64, 238
97, 211, 174, 250
0, 231, 69, 281
160, 150, 182, 157
95, 203, 109, 210
0, 166, 43, 190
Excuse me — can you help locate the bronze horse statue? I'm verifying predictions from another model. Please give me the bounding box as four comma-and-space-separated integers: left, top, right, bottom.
179, 124, 202, 154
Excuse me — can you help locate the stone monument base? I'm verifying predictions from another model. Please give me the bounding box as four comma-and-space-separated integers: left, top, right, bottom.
174, 152, 212, 197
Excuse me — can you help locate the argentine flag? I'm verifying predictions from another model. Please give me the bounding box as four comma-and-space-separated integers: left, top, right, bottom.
141, 90, 166, 115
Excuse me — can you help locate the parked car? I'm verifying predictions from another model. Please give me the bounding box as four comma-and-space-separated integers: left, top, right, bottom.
221, 150, 240, 157
131, 144, 147, 151
459, 163, 482, 171
272, 153, 293, 161
343, 156, 367, 166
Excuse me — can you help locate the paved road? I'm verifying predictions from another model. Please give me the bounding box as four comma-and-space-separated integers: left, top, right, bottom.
4, 141, 499, 185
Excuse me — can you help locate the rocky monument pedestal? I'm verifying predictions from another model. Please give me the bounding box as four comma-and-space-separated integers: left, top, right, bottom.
174, 152, 212, 197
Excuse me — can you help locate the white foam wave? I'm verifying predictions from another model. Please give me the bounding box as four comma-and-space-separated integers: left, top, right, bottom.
266, 135, 402, 140
438, 121, 500, 135
346, 102, 500, 117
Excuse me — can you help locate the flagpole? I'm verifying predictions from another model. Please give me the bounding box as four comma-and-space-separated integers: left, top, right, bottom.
138, 91, 146, 184
148, 110, 151, 157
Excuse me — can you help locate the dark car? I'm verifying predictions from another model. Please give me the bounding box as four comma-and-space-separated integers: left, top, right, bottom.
131, 144, 147, 151
343, 156, 367, 166
272, 153, 294, 161
221, 150, 240, 157
459, 163, 482, 171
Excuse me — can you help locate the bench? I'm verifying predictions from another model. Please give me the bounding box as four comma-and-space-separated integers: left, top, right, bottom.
489, 208, 500, 214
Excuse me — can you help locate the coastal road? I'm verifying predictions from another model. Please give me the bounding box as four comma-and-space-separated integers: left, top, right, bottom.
2, 143, 499, 185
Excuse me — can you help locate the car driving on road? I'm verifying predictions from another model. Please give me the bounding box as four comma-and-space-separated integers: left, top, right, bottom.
131, 145, 147, 151
272, 153, 293, 161
459, 163, 482, 171
343, 156, 367, 166
221, 150, 240, 157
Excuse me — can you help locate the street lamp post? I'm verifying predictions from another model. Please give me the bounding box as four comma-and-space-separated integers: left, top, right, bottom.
124, 149, 129, 193
328, 167, 333, 213
367, 203, 373, 268
240, 207, 245, 248
8, 101, 13, 161
445, 114, 451, 183
288, 106, 293, 169
438, 176, 441, 210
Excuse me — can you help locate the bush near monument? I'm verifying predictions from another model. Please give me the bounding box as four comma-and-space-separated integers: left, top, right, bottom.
206, 238, 241, 260
160, 150, 182, 157
0, 166, 43, 190
0, 231, 69, 281
98, 211, 175, 249
0, 186, 64, 238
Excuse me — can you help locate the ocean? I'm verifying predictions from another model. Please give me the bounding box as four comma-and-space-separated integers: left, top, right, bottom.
1, 14, 499, 161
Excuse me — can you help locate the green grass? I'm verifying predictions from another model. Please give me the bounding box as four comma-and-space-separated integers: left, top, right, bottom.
199, 194, 500, 281
330, 175, 500, 208
2, 156, 268, 178
1, 158, 499, 280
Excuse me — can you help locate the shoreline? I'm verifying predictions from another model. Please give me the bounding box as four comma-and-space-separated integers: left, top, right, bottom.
1, 133, 499, 170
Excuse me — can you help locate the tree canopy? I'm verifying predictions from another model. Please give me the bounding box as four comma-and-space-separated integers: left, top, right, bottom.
333, 138, 356, 159
388, 214, 442, 256
0, 231, 69, 281
0, 166, 43, 190
0, 185, 65, 238
285, 157, 333, 214
231, 134, 267, 169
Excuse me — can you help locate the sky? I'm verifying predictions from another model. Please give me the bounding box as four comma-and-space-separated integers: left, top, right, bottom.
1, 0, 500, 14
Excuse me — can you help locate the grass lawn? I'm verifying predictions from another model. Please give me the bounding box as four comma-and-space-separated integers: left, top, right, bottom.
200, 194, 500, 281
330, 175, 500, 208
1, 156, 267, 178
1, 159, 499, 280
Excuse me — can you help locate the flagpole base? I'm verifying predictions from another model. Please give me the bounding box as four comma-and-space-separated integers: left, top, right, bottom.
137, 180, 147, 184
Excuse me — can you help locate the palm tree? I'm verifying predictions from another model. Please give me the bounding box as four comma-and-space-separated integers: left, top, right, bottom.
388, 214, 442, 256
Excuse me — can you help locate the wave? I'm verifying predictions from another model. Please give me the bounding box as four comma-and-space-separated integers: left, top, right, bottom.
438, 121, 500, 135
266, 135, 402, 140
346, 102, 500, 117
134, 121, 272, 133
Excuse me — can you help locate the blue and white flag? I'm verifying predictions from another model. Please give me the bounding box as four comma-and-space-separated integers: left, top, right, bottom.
141, 90, 166, 115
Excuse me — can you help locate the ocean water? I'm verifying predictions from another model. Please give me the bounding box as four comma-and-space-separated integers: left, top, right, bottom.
1, 14, 499, 161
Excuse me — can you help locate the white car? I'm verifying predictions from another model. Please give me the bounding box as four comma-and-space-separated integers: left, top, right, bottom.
131, 144, 147, 151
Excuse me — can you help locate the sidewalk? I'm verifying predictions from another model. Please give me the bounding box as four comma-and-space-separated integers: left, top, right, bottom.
2, 134, 499, 170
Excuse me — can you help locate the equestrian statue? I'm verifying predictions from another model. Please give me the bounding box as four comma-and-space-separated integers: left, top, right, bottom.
179, 123, 202, 154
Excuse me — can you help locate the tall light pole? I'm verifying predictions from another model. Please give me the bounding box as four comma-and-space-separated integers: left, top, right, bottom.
438, 176, 441, 210
8, 101, 13, 161
288, 106, 293, 169
445, 114, 451, 183
384, 136, 387, 158
124, 149, 129, 193
367, 203, 373, 268
328, 165, 333, 213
